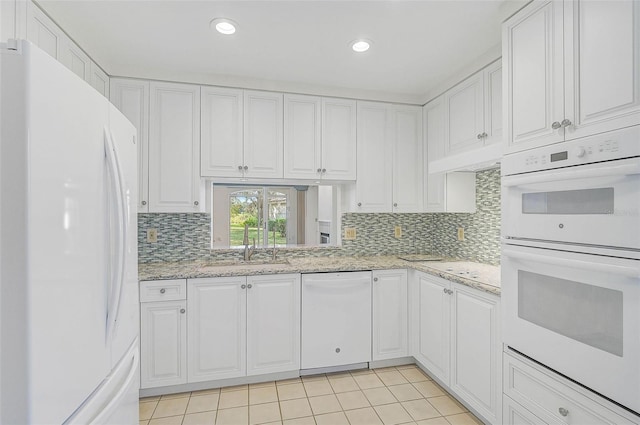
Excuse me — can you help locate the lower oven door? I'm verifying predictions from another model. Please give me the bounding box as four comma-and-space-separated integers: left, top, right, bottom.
502, 244, 640, 413
502, 156, 640, 250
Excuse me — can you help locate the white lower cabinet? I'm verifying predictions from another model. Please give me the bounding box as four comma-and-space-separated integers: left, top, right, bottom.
187, 276, 247, 382
140, 280, 188, 389
372, 270, 408, 361
187, 274, 300, 383
412, 271, 501, 424
503, 351, 639, 425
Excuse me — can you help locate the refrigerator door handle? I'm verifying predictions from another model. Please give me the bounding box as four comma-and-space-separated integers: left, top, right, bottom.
104, 127, 127, 341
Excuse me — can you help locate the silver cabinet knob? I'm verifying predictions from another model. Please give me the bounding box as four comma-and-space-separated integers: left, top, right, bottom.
558, 407, 569, 417
322, 168, 326, 173
317, 168, 322, 173
238, 165, 243, 171
481, 132, 488, 138
373, 277, 378, 282
477, 133, 482, 139
160, 288, 166, 294
335, 347, 341, 353
247, 284, 253, 289
194, 201, 199, 206
357, 202, 362, 207
443, 288, 447, 294
244, 165, 249, 171
241, 284, 247, 289
552, 121, 562, 130
393, 203, 398, 207
141, 200, 147, 206
561, 119, 572, 127
180, 308, 186, 314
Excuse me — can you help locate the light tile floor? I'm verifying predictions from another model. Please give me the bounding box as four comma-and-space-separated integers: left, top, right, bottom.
139, 365, 483, 425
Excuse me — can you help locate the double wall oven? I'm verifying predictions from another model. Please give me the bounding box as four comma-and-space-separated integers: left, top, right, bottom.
501, 126, 640, 415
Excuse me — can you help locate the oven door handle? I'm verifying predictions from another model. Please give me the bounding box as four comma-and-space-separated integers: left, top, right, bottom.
502, 159, 640, 187
503, 249, 640, 278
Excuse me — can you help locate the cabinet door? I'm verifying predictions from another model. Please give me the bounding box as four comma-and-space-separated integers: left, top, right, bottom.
504, 0, 565, 152
450, 284, 501, 424
321, 98, 357, 180
563, 0, 640, 141
373, 270, 408, 361
89, 62, 109, 98
445, 73, 484, 154
200, 87, 244, 178
483, 60, 503, 146
188, 277, 247, 382
110, 78, 150, 212
391, 105, 423, 212
355, 102, 392, 212
140, 301, 187, 388
26, 1, 63, 59
424, 97, 447, 213
149, 82, 202, 212
416, 273, 450, 384
243, 90, 283, 178
284, 94, 322, 179
247, 274, 301, 375
59, 38, 90, 82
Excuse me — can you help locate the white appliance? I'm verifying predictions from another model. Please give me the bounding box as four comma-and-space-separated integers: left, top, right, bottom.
501, 126, 640, 415
301, 272, 371, 370
0, 40, 139, 424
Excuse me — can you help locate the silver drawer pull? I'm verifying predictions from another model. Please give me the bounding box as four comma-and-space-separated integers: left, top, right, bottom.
552, 121, 562, 130
247, 284, 253, 289
160, 288, 166, 294
180, 308, 186, 314
241, 284, 247, 289
141, 200, 147, 206
558, 407, 569, 417
373, 277, 378, 282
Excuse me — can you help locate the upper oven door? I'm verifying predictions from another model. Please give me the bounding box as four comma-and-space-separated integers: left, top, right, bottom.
502, 156, 640, 250
502, 244, 640, 413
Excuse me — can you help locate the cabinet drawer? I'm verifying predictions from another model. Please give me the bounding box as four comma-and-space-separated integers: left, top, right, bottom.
140, 279, 187, 302
504, 351, 638, 425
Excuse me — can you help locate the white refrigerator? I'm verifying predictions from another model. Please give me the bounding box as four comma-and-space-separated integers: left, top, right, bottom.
0, 40, 139, 424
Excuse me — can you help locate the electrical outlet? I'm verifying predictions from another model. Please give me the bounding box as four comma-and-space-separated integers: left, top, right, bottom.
394, 226, 402, 239
457, 227, 465, 241
147, 228, 158, 243
344, 228, 357, 240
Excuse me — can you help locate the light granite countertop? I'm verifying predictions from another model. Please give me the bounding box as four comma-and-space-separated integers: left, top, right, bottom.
139, 256, 501, 296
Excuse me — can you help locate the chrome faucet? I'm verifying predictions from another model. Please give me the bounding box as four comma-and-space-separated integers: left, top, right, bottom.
243, 223, 256, 261
271, 229, 279, 261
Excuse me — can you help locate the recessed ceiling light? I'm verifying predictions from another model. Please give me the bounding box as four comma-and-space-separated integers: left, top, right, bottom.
210, 18, 237, 35
351, 39, 372, 53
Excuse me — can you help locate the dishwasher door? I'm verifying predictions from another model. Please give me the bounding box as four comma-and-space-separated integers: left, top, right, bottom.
301, 271, 372, 370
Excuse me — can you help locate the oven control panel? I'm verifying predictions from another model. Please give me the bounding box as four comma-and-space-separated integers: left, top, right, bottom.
503, 126, 640, 176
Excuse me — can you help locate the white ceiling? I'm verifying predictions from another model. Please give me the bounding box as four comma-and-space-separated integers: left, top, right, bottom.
37, 0, 527, 104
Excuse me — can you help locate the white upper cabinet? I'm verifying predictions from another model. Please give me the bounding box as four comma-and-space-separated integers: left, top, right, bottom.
59, 38, 90, 81
354, 102, 422, 213
243, 90, 284, 179
284, 94, 322, 180
446, 72, 485, 154
355, 102, 393, 212
200, 87, 244, 178
26, 1, 62, 60
320, 98, 357, 180
504, 1, 565, 151
391, 105, 423, 212
149, 81, 202, 212
423, 97, 476, 213
284, 95, 356, 181
504, 0, 640, 153
483, 60, 503, 145
89, 62, 109, 98
110, 78, 150, 212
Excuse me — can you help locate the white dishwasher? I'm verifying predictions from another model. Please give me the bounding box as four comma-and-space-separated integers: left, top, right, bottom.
301, 271, 372, 370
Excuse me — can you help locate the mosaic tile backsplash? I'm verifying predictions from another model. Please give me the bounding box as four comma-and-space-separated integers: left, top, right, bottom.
138, 168, 501, 265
